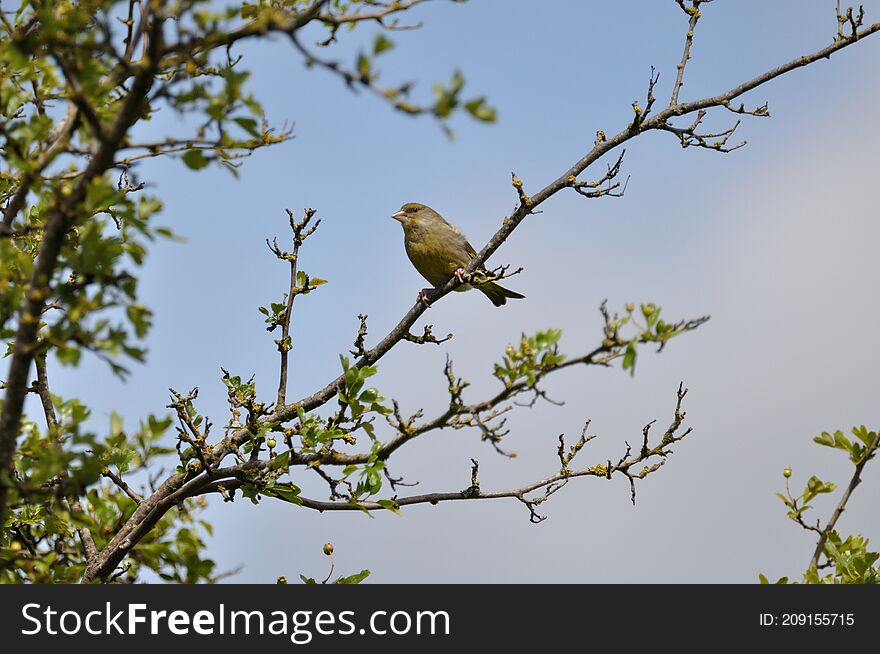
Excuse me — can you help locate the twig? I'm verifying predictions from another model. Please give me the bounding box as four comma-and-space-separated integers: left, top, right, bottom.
102, 468, 144, 505
670, 0, 712, 106
268, 208, 320, 406
809, 427, 880, 570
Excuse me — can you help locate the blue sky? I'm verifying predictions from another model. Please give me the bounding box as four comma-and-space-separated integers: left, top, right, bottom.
43, 0, 880, 582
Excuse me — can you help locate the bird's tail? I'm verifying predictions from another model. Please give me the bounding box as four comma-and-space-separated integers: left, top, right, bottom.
478, 281, 525, 307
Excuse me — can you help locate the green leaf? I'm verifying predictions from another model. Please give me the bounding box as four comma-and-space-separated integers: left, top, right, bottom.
272, 450, 290, 470
267, 483, 302, 505
233, 117, 261, 137
464, 97, 497, 122
182, 150, 210, 170
334, 569, 370, 585
356, 53, 371, 79
373, 34, 394, 56
622, 342, 637, 376
377, 499, 401, 515
109, 411, 124, 438
802, 475, 835, 503
851, 425, 877, 448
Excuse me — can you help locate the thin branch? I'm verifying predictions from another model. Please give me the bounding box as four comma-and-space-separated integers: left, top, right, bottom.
318, 0, 430, 27
52, 54, 106, 141
102, 468, 144, 505
269, 208, 320, 406
123, 0, 149, 62
809, 427, 880, 570
1, 110, 78, 234
288, 31, 434, 119
670, 0, 712, 106
196, 385, 693, 520
567, 149, 630, 199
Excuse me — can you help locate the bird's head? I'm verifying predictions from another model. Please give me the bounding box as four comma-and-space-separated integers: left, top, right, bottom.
391, 202, 439, 228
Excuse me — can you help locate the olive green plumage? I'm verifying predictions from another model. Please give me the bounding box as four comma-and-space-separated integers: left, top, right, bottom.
391, 202, 524, 307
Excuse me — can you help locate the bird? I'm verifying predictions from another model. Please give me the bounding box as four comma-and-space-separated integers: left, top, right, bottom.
391, 202, 525, 307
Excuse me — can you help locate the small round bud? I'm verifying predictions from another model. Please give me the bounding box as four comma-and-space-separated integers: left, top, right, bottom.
602, 338, 614, 349
323, 543, 334, 556
625, 303, 634, 313
267, 437, 277, 449
277, 576, 288, 584
642, 305, 655, 316
783, 467, 792, 479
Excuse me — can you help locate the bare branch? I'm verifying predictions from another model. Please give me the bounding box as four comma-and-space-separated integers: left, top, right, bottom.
670, 0, 713, 106
102, 468, 144, 505
566, 149, 630, 199
402, 324, 453, 346
660, 109, 745, 152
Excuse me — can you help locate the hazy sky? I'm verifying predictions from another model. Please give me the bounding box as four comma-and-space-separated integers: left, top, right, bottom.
45, 0, 880, 582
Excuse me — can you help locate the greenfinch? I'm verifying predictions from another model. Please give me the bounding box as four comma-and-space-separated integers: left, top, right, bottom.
391, 202, 525, 307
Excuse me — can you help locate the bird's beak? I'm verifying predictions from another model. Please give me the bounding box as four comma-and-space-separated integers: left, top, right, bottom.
391, 210, 406, 222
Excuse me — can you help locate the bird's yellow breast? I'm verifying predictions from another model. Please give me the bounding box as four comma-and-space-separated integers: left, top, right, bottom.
403, 221, 472, 288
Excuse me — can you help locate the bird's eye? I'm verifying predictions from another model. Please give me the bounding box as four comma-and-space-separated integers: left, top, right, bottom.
407, 207, 416, 213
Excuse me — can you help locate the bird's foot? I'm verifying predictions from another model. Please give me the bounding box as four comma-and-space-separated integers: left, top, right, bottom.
454, 267, 467, 285
418, 288, 432, 308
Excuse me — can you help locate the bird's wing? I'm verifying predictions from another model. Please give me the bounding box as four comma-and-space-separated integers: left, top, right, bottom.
464, 239, 477, 259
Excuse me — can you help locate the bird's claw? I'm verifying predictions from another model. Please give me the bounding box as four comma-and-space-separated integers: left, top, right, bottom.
418, 288, 432, 308
454, 267, 467, 285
